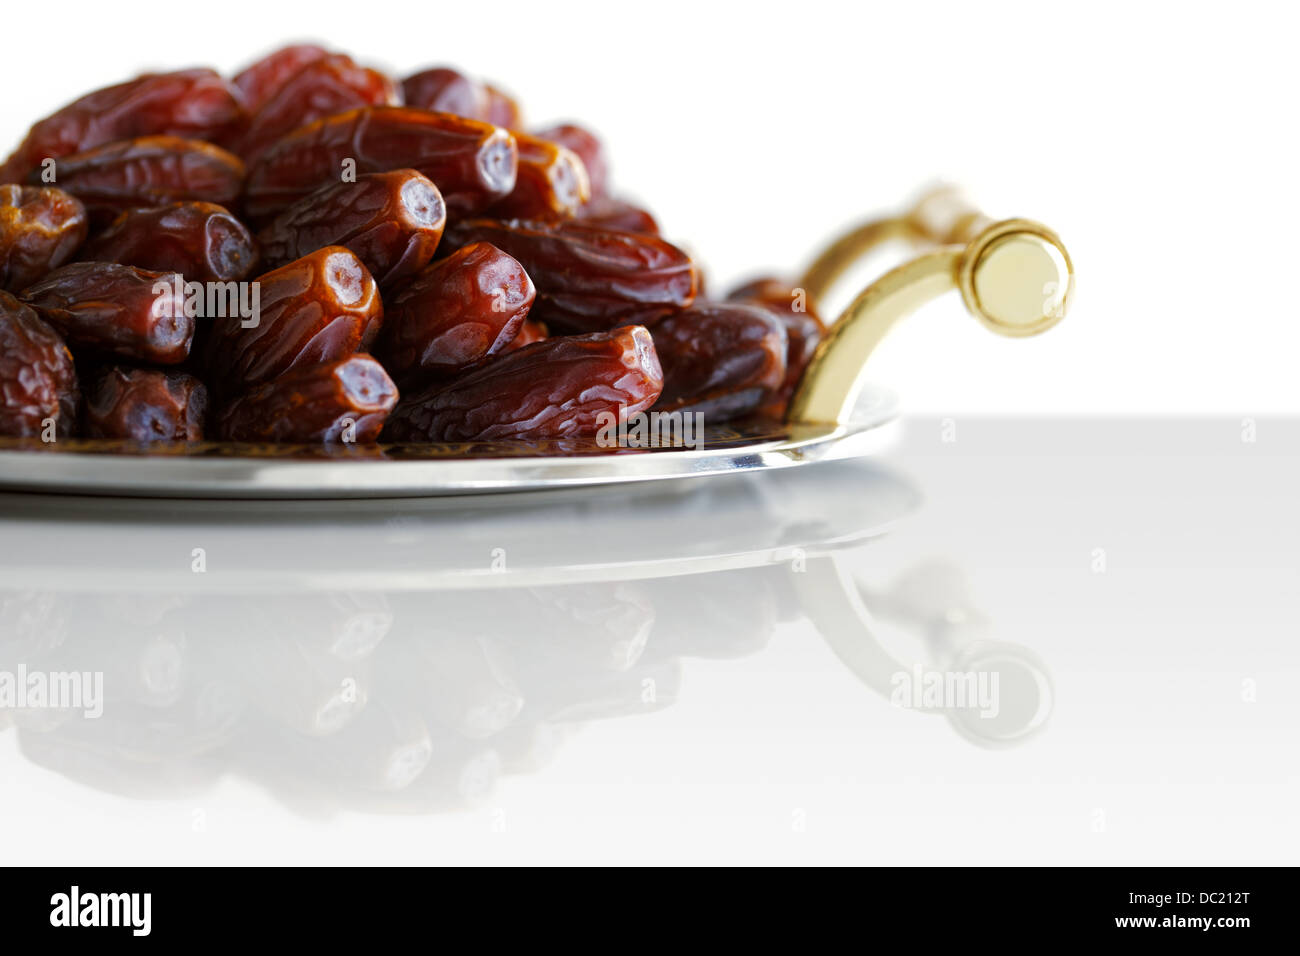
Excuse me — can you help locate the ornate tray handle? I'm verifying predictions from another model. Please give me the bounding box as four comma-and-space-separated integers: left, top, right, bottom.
787, 186, 1075, 426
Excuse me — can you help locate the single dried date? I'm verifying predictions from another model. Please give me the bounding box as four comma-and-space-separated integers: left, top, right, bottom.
243, 107, 517, 221
635, 303, 786, 421
0, 185, 89, 292
218, 354, 396, 443
204, 246, 382, 395
255, 169, 445, 286
376, 241, 534, 382
232, 44, 331, 114
401, 67, 488, 119
238, 54, 400, 165
21, 261, 192, 365
80, 202, 257, 282
0, 69, 244, 183
533, 123, 608, 198
383, 325, 662, 442
0, 291, 77, 437
488, 132, 589, 220
577, 196, 659, 234
443, 218, 697, 333
726, 277, 826, 418
82, 366, 207, 441
37, 136, 244, 222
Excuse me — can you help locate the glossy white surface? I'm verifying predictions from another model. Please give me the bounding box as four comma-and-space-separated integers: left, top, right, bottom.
1, 418, 1295, 865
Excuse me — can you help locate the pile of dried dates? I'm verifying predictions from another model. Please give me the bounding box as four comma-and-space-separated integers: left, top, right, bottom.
0, 46, 824, 444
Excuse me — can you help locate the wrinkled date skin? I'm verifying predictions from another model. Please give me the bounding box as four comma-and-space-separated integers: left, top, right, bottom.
218, 354, 396, 443
37, 136, 244, 222
82, 366, 207, 441
81, 202, 257, 282
636, 303, 787, 421
377, 241, 534, 382
577, 196, 659, 234
383, 325, 662, 442
256, 169, 445, 285
488, 132, 589, 220
0, 69, 244, 183
726, 277, 826, 418
401, 67, 489, 119
232, 45, 330, 113
484, 85, 523, 131
533, 123, 608, 198
244, 107, 518, 221
0, 291, 78, 437
502, 317, 547, 353
444, 218, 697, 333
204, 246, 382, 395
21, 261, 192, 365
238, 54, 400, 165
0, 185, 89, 292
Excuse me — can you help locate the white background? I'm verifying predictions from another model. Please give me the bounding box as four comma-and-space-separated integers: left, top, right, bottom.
3, 0, 1295, 415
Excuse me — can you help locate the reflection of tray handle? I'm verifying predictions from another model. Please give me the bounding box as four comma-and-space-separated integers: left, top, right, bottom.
787, 186, 1075, 425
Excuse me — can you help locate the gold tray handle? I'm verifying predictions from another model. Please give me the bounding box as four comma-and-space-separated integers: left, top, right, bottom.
787, 186, 1075, 426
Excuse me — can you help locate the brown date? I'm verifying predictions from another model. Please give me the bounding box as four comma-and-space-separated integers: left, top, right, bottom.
0, 185, 89, 292
484, 85, 523, 131
243, 107, 517, 221
383, 325, 662, 442
0, 69, 244, 183
204, 246, 382, 395
21, 261, 192, 365
443, 218, 697, 333
726, 276, 826, 418
218, 354, 397, 443
38, 136, 244, 222
82, 366, 207, 441
502, 318, 547, 353
401, 67, 489, 119
577, 196, 659, 234
255, 169, 445, 286
533, 123, 608, 198
0, 291, 77, 437
376, 241, 534, 382
488, 132, 590, 220
635, 303, 787, 421
238, 54, 400, 165
232, 44, 331, 114
80, 202, 257, 282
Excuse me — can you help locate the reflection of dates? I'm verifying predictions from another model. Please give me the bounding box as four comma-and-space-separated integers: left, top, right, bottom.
238, 54, 399, 164
218, 354, 397, 443
726, 277, 826, 418
255, 169, 445, 286
22, 261, 192, 365
383, 325, 662, 441
243, 106, 518, 221
636, 303, 786, 420
0, 185, 88, 292
36, 136, 244, 222
0, 291, 77, 437
488, 132, 589, 220
377, 241, 534, 382
232, 45, 330, 114
533, 123, 608, 198
444, 218, 697, 333
80, 202, 257, 282
204, 246, 382, 395
82, 366, 207, 441
0, 69, 244, 182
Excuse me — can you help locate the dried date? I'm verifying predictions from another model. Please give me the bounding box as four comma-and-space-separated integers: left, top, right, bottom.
636, 303, 786, 420
37, 136, 244, 222
0, 291, 77, 437
376, 241, 534, 382
204, 246, 382, 395
82, 366, 207, 441
255, 169, 444, 286
488, 132, 589, 220
501, 317, 547, 353
243, 107, 517, 221
0, 185, 88, 292
383, 325, 662, 442
21, 261, 192, 365
232, 45, 331, 113
533, 123, 607, 198
726, 277, 826, 418
577, 196, 659, 234
218, 354, 396, 443
80, 202, 257, 282
443, 218, 697, 333
401, 67, 489, 119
